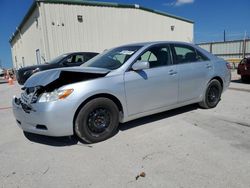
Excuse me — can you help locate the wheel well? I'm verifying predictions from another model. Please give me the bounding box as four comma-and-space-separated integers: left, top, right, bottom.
211, 76, 223, 88
73, 93, 124, 127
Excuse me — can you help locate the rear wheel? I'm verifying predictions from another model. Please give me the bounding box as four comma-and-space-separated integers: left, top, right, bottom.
241, 75, 248, 83
75, 98, 119, 143
199, 79, 222, 109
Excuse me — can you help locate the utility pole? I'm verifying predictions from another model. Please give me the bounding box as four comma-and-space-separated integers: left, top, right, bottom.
223, 30, 226, 42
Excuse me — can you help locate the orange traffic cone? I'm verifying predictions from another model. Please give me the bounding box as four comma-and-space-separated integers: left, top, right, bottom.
8, 77, 14, 85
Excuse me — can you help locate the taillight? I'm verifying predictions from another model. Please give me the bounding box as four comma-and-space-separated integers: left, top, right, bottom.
226, 62, 232, 69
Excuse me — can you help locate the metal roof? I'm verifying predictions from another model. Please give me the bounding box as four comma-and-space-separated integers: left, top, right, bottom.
38, 0, 194, 23
9, 0, 194, 43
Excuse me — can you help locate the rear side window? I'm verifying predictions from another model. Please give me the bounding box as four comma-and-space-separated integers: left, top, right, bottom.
196, 50, 209, 61
173, 44, 209, 64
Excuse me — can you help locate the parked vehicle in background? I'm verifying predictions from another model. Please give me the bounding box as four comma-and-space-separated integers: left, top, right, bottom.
237, 57, 250, 82
12, 41, 231, 143
16, 52, 98, 85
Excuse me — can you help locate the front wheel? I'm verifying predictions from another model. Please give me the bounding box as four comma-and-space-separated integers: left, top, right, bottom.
75, 98, 119, 143
199, 79, 222, 109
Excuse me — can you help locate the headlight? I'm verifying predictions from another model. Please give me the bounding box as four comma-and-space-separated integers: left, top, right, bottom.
38, 89, 74, 103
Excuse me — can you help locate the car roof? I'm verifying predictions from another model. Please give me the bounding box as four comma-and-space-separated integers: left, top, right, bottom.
65, 52, 99, 55
118, 41, 196, 48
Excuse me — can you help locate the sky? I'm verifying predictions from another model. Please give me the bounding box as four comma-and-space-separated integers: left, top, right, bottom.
0, 0, 250, 68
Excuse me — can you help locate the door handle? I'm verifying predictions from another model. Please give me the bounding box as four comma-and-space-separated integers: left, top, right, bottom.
169, 70, 177, 75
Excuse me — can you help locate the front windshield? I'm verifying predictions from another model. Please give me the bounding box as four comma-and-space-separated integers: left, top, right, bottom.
81, 46, 142, 70
47, 54, 68, 64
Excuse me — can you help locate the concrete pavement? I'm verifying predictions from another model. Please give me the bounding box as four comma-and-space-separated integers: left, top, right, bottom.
0, 76, 250, 188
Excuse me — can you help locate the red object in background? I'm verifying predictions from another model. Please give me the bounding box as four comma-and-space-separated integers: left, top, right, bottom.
237, 57, 250, 82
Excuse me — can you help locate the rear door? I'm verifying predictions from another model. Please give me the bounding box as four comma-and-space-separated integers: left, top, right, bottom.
171, 44, 212, 103
124, 44, 178, 116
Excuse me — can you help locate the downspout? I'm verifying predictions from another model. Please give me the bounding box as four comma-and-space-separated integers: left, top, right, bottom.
38, 1, 51, 62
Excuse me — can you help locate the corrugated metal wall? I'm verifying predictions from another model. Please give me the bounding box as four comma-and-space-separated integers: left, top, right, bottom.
246, 40, 250, 53
10, 2, 193, 68
42, 3, 193, 60
10, 8, 44, 69
198, 40, 250, 60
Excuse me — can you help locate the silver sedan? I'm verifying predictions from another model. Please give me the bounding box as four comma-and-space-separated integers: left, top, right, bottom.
12, 41, 231, 143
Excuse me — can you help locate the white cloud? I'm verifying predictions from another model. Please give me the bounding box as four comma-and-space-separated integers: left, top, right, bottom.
175, 0, 194, 6
164, 0, 194, 6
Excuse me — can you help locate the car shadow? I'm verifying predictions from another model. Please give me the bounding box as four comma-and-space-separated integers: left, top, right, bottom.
23, 132, 85, 146
120, 104, 199, 131
23, 104, 199, 146
231, 79, 250, 84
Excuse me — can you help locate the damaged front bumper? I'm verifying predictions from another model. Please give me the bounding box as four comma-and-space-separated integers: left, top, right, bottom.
12, 96, 75, 137
12, 67, 111, 137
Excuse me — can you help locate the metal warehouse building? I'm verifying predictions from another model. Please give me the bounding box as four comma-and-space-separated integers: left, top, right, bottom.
10, 0, 194, 69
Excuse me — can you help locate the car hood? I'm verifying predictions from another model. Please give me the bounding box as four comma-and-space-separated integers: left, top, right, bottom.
18, 64, 52, 73
24, 67, 110, 90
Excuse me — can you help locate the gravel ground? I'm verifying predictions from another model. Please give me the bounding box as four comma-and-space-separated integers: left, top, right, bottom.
0, 73, 250, 188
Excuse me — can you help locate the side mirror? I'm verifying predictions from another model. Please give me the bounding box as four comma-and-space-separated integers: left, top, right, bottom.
132, 61, 150, 71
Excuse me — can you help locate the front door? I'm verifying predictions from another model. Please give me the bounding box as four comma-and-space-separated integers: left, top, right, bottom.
124, 45, 179, 116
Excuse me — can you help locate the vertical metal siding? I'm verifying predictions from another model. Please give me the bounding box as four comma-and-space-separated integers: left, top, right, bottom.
10, 8, 44, 68
43, 3, 193, 59
198, 40, 250, 60
10, 3, 193, 67
246, 40, 250, 55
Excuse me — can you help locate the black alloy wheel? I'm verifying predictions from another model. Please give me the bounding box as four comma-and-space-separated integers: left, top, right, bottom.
199, 79, 222, 109
75, 98, 119, 143
207, 84, 220, 107
87, 108, 111, 136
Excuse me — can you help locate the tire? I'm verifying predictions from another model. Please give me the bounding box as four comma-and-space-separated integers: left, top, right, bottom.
241, 75, 248, 83
75, 98, 119, 143
199, 79, 222, 109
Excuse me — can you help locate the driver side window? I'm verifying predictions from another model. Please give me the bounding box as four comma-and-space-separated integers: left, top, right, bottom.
139, 51, 157, 62
136, 45, 172, 68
